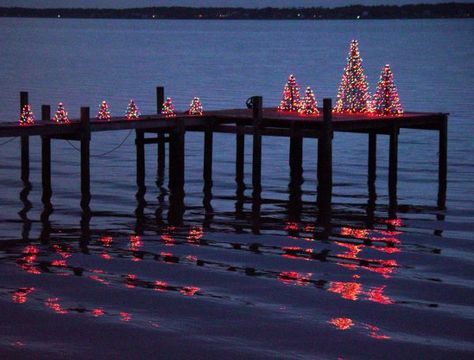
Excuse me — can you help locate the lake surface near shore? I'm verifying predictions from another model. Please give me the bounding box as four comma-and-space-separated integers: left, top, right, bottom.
0, 18, 473, 359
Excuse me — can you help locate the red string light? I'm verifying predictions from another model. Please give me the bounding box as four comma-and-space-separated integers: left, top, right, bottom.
373, 64, 404, 115
278, 74, 301, 112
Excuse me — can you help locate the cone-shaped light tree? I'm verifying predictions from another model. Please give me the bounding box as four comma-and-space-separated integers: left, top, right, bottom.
298, 86, 319, 115
334, 40, 372, 113
19, 105, 35, 126
162, 97, 176, 118
188, 97, 203, 115
278, 74, 301, 112
53, 102, 70, 123
126, 99, 140, 120
97, 101, 111, 121
373, 64, 403, 116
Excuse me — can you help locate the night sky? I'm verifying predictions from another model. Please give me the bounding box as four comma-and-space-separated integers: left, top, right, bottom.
0, 0, 461, 8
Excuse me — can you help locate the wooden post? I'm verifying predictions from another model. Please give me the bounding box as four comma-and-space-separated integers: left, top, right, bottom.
156, 86, 165, 183
438, 115, 448, 209
169, 118, 185, 194
368, 131, 377, 201
136, 129, 146, 195
80, 107, 91, 209
289, 123, 303, 186
20, 91, 29, 184
317, 98, 333, 217
236, 120, 245, 186
389, 123, 399, 208
203, 120, 214, 190
41, 105, 52, 205
252, 96, 263, 195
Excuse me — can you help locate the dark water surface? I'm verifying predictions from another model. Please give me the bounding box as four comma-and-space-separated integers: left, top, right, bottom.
0, 18, 473, 359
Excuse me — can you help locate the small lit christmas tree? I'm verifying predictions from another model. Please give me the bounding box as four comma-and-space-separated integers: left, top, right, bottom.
188, 97, 203, 115
162, 97, 176, 118
277, 74, 301, 112
97, 101, 111, 121
19, 105, 35, 126
334, 40, 372, 113
373, 64, 403, 116
52, 102, 70, 123
126, 99, 140, 120
298, 86, 319, 115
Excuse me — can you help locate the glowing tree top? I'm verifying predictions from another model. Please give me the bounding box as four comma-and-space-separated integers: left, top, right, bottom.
19, 105, 35, 126
188, 97, 203, 116
334, 40, 372, 113
278, 74, 301, 112
126, 99, 140, 120
298, 86, 319, 115
162, 97, 176, 118
373, 64, 403, 116
97, 101, 111, 121
52, 102, 70, 123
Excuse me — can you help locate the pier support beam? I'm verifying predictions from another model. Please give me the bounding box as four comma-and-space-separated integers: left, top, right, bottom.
203, 121, 214, 190
252, 96, 263, 195
41, 105, 52, 205
156, 86, 165, 184
136, 130, 146, 196
389, 124, 399, 209
236, 120, 245, 187
317, 98, 333, 220
289, 123, 303, 186
169, 118, 185, 194
20, 91, 29, 184
438, 115, 448, 209
80, 107, 91, 209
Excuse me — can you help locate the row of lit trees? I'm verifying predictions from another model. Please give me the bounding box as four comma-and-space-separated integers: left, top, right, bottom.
278, 40, 403, 116
19, 97, 204, 125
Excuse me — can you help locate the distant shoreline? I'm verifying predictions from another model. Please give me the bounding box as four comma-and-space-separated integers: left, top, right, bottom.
0, 3, 472, 20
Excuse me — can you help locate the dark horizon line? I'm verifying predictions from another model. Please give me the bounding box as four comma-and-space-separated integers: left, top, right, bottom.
0, 3, 473, 20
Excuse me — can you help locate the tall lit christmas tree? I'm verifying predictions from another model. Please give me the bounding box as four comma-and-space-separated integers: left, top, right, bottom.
298, 86, 319, 115
126, 99, 140, 120
188, 97, 203, 115
334, 40, 372, 113
97, 101, 111, 121
162, 97, 176, 118
53, 102, 70, 123
19, 105, 35, 126
277, 74, 301, 112
373, 64, 403, 116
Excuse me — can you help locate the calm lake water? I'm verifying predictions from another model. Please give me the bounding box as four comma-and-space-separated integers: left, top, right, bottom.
0, 18, 473, 359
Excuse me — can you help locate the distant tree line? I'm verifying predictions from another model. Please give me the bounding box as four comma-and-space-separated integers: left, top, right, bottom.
0, 3, 472, 20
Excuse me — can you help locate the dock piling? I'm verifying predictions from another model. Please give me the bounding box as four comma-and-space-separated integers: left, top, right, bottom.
438, 115, 448, 209
203, 120, 214, 190
252, 96, 263, 195
80, 107, 91, 209
169, 118, 185, 194
156, 86, 165, 183
20, 91, 29, 184
41, 105, 52, 205
389, 123, 399, 208
236, 120, 245, 186
317, 98, 333, 219
136, 129, 146, 195
289, 122, 303, 186
368, 131, 377, 196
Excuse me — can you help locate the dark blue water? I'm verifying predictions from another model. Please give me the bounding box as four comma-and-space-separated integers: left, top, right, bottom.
0, 18, 473, 359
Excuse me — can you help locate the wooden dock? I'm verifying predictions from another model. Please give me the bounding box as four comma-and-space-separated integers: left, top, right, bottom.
0, 87, 448, 220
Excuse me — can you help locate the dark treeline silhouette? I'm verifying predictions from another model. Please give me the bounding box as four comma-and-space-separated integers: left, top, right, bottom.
0, 3, 472, 20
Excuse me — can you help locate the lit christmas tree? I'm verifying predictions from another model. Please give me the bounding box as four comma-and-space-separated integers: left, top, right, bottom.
97, 101, 111, 121
162, 97, 176, 118
19, 105, 35, 126
277, 74, 301, 112
334, 40, 372, 113
298, 86, 319, 115
188, 97, 203, 115
373, 64, 403, 116
126, 99, 140, 120
52, 102, 70, 123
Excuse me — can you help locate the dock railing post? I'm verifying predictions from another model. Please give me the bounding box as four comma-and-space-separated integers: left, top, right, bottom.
317, 98, 333, 220
41, 105, 52, 205
251, 96, 263, 196
20, 91, 30, 185
438, 115, 448, 209
156, 86, 165, 184
80, 107, 91, 210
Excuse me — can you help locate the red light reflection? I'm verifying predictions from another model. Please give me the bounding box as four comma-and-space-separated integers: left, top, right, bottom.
328, 281, 362, 301
12, 287, 35, 304
129, 235, 143, 251
328, 317, 354, 330
180, 286, 200, 296
99, 236, 113, 247
91, 308, 105, 317
187, 226, 203, 244
120, 311, 132, 322
45, 297, 68, 314
278, 271, 312, 286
